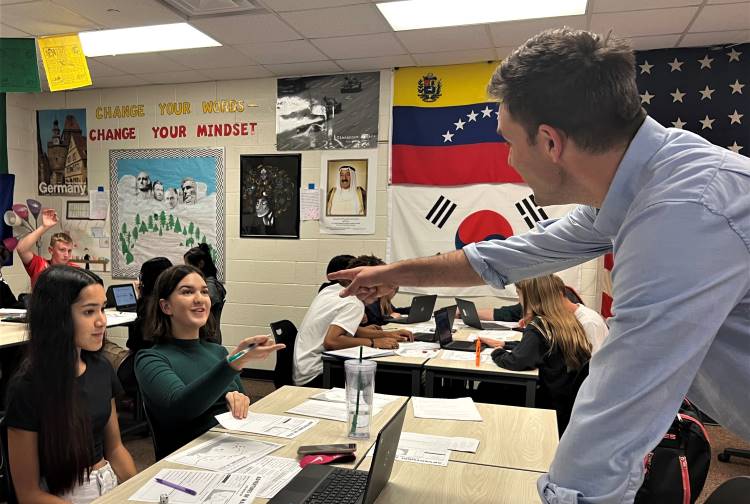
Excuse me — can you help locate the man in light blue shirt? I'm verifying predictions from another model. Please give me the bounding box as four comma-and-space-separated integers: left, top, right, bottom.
331, 28, 750, 503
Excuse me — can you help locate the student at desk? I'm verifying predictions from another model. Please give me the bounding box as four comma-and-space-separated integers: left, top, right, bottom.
479, 275, 593, 433
135, 265, 285, 458
6, 266, 136, 503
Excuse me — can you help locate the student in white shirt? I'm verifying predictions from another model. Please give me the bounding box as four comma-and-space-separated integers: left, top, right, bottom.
573, 303, 609, 354
293, 255, 412, 387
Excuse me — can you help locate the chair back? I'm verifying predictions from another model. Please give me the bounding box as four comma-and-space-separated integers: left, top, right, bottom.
704, 476, 750, 504
0, 417, 18, 504
141, 402, 169, 461
270, 320, 298, 389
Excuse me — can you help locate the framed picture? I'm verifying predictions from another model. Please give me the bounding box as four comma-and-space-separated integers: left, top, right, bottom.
240, 154, 301, 239
109, 147, 226, 279
319, 149, 377, 235
66, 200, 90, 220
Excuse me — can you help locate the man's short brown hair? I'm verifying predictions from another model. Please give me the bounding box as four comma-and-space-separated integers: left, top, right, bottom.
488, 27, 645, 153
49, 232, 73, 247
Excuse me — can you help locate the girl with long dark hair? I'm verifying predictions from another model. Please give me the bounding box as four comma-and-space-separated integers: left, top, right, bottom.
184, 243, 225, 343
135, 265, 284, 459
6, 266, 136, 503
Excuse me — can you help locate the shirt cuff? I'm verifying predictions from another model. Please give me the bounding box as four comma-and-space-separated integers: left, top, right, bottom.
462, 243, 509, 290
537, 474, 582, 504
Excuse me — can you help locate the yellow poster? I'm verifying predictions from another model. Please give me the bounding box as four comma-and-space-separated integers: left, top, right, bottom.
38, 34, 92, 92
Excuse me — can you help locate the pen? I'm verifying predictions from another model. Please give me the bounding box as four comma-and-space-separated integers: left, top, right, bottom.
154, 478, 197, 496
475, 338, 481, 367
227, 343, 258, 363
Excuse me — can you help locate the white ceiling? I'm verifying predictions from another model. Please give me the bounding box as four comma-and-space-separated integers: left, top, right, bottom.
0, 0, 747, 90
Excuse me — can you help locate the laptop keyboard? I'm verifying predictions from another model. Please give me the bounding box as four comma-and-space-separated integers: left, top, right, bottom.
304, 468, 368, 504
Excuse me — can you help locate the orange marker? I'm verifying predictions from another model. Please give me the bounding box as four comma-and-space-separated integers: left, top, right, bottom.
475, 338, 481, 367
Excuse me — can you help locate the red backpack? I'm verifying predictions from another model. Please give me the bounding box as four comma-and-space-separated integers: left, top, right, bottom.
635, 400, 711, 504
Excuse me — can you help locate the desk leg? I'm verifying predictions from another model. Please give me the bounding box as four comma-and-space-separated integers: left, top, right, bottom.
323, 361, 332, 389
524, 381, 536, 407
424, 370, 435, 397
410, 369, 421, 396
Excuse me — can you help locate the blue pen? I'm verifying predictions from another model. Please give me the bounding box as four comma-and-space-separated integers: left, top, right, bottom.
227, 343, 258, 363
155, 478, 197, 496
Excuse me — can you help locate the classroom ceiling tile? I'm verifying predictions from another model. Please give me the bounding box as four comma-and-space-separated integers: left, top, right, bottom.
312, 33, 405, 59
260, 0, 367, 11
278, 4, 390, 38
162, 45, 258, 70
197, 65, 274, 80
86, 59, 128, 77
189, 13, 302, 45
412, 48, 497, 66
679, 29, 750, 47
590, 7, 698, 37
0, 0, 99, 36
488, 15, 587, 47
592, 0, 701, 13
335, 54, 414, 71
626, 34, 682, 50
52, 0, 184, 28
234, 40, 327, 64
397, 25, 492, 53
93, 53, 192, 74
264, 60, 343, 77
690, 3, 750, 33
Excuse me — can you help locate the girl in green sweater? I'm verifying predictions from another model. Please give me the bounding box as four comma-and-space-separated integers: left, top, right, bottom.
135, 265, 284, 459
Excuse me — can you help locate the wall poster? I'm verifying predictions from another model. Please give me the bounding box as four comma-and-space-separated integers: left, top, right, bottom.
319, 149, 377, 235
240, 154, 300, 239
36, 108, 88, 196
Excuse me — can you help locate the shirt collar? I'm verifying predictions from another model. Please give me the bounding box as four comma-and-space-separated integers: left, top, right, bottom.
593, 116, 668, 238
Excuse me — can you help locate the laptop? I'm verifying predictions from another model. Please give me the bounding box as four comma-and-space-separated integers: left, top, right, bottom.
456, 298, 509, 330
382, 295, 436, 324
268, 401, 408, 504
413, 305, 456, 342
435, 307, 487, 352
107, 284, 138, 312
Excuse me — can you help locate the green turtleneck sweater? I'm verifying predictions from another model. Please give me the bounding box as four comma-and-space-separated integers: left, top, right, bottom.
135, 338, 243, 457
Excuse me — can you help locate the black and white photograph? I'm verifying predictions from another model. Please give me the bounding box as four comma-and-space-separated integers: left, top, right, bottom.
240, 154, 300, 239
276, 72, 380, 151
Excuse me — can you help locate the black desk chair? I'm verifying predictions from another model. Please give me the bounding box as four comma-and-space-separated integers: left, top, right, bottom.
270, 320, 297, 390
704, 476, 750, 504
0, 417, 18, 504
717, 447, 750, 463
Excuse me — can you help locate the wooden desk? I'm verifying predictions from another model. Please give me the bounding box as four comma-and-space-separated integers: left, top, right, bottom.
403, 401, 557, 472
357, 459, 543, 504
0, 321, 28, 349
322, 354, 428, 396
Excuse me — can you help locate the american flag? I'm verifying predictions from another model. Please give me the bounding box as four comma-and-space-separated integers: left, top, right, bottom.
635, 43, 748, 156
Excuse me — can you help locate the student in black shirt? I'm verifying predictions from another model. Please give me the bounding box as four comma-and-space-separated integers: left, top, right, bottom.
5, 266, 136, 503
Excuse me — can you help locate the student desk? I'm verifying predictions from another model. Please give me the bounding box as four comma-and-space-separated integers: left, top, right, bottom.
322, 354, 429, 396
357, 459, 544, 504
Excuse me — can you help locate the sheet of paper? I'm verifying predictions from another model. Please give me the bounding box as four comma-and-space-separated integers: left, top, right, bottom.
394, 341, 440, 358
128, 468, 263, 503
235, 456, 302, 499
466, 330, 518, 342
300, 188, 321, 221
215, 412, 317, 439
286, 398, 383, 422
400, 432, 480, 453
322, 346, 395, 359
89, 190, 108, 220
488, 320, 520, 329
105, 311, 138, 326
411, 397, 483, 422
438, 349, 494, 363
37, 34, 92, 91
394, 447, 450, 466
0, 308, 27, 316
310, 387, 400, 409
167, 434, 282, 473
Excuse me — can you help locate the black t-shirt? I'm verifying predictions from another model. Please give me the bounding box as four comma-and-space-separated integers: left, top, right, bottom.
5, 353, 123, 465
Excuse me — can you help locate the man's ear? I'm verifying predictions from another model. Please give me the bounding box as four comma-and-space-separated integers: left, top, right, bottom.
48, 246, 54, 256
537, 124, 565, 163
159, 298, 172, 315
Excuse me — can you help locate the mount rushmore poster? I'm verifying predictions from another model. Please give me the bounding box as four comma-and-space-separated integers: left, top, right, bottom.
109, 148, 226, 279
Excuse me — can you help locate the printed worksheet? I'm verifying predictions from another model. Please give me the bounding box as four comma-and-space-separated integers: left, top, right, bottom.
286, 398, 383, 422
215, 412, 317, 439
166, 434, 282, 473
128, 468, 262, 504
411, 397, 483, 421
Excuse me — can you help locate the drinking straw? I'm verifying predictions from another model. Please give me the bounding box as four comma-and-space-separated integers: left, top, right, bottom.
350, 346, 364, 435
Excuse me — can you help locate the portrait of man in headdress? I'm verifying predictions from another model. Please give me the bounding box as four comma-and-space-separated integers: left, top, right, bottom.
326, 163, 367, 216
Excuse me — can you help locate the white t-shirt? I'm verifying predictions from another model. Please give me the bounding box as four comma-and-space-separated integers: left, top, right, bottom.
293, 284, 365, 385
574, 304, 609, 355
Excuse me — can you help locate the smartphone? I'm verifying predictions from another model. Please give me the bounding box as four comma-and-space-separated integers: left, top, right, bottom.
297, 443, 357, 455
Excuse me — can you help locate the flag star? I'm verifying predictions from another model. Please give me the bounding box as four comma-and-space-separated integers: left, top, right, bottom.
639, 60, 653, 74
454, 118, 466, 130
466, 110, 478, 122
727, 142, 743, 153
727, 48, 742, 62
442, 130, 454, 142
699, 115, 715, 130
668, 58, 684, 72
670, 88, 686, 103
639, 90, 655, 104
698, 85, 715, 100
729, 79, 745, 94
697, 55, 714, 69
728, 110, 744, 125
480, 105, 493, 118
671, 117, 687, 129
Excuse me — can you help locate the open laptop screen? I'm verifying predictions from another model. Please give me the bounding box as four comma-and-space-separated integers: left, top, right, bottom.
435, 308, 453, 346
112, 284, 137, 309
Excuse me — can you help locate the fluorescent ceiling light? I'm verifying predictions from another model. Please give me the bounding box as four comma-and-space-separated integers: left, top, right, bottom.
79, 23, 220, 57
376, 0, 588, 31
